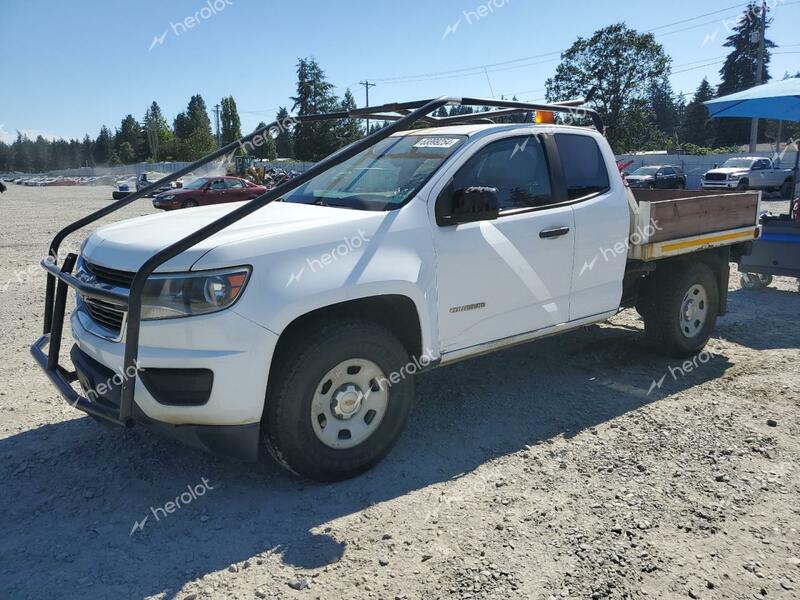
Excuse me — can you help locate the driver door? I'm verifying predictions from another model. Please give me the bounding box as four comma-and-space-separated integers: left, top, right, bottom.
432, 135, 575, 353
205, 178, 229, 204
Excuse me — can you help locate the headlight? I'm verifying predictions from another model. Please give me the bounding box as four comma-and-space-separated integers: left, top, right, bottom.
141, 267, 251, 320
160, 194, 175, 201
728, 174, 741, 180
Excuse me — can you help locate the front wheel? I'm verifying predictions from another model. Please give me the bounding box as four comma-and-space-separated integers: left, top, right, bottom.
640, 262, 719, 357
263, 319, 416, 481
781, 180, 794, 200
736, 180, 748, 191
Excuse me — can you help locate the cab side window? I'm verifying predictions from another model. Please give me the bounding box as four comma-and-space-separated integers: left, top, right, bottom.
209, 179, 227, 190
554, 134, 610, 200
452, 136, 552, 211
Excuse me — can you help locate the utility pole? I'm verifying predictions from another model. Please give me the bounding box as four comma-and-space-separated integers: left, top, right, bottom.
748, 0, 767, 152
213, 103, 221, 147
359, 80, 376, 134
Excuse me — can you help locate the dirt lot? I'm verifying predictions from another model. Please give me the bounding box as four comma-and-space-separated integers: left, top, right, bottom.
0, 185, 798, 600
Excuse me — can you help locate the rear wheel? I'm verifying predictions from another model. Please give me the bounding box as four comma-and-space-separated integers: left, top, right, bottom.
263, 319, 415, 481
640, 262, 719, 357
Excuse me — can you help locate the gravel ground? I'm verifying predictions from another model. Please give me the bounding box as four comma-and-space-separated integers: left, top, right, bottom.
0, 185, 798, 600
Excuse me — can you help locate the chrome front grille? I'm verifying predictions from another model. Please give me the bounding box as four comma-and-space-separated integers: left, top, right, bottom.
84, 261, 135, 287
82, 297, 126, 335
704, 172, 727, 182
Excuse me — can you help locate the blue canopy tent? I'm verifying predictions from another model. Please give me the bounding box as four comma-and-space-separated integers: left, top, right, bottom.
705, 78, 800, 286
704, 77, 800, 196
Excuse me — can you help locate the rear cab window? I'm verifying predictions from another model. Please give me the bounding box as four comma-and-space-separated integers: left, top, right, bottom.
554, 134, 610, 200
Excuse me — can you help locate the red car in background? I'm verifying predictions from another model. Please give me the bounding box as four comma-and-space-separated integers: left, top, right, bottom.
152, 176, 267, 210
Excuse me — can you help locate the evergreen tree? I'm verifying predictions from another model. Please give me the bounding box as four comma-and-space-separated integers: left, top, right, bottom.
31, 135, 49, 172
143, 101, 171, 162
715, 2, 775, 145
252, 121, 278, 160
12, 132, 32, 172
220, 96, 242, 147
81, 135, 94, 167
173, 95, 216, 160
291, 57, 338, 160
334, 89, 363, 148
94, 126, 114, 165
0, 142, 10, 172
649, 77, 679, 137
680, 78, 717, 147
274, 107, 294, 158
115, 115, 142, 162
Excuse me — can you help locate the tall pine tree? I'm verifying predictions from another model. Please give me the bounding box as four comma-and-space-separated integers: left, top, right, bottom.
220, 96, 242, 146
715, 2, 775, 146
291, 57, 338, 161
680, 78, 717, 147
334, 89, 363, 148
274, 107, 294, 159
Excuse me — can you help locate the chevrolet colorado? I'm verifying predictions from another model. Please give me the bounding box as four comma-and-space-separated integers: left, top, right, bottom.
32, 97, 761, 481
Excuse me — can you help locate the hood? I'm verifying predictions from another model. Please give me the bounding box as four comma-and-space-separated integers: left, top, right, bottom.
705, 167, 748, 176
81, 201, 380, 273
625, 175, 654, 181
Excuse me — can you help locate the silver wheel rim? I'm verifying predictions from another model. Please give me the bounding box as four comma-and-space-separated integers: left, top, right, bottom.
310, 358, 389, 450
680, 283, 708, 338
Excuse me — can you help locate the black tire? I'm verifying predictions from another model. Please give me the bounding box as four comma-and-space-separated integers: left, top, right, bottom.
677, 181, 686, 190
781, 179, 794, 200
736, 179, 748, 191
182, 199, 198, 208
640, 262, 719, 357
263, 319, 415, 481
740, 272, 764, 289
112, 190, 130, 200
647, 182, 656, 190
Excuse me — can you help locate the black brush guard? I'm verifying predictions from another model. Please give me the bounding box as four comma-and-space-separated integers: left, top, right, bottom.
30, 96, 603, 426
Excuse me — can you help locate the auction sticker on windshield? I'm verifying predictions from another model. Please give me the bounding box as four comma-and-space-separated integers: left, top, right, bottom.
413, 137, 461, 149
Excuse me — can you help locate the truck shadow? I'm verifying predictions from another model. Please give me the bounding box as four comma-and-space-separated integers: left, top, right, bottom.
1, 322, 733, 599
717, 286, 800, 350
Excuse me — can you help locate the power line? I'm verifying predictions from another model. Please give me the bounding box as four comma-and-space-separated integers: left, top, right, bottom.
645, 2, 749, 32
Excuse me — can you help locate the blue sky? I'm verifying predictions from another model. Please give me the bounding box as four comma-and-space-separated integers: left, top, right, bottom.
1, 0, 799, 143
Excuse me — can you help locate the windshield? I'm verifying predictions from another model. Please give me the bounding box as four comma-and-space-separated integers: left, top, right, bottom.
283, 135, 466, 210
722, 158, 755, 169
182, 177, 209, 190
631, 167, 659, 176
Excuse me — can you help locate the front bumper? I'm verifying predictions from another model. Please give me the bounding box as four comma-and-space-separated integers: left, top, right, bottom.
31, 252, 278, 461
701, 180, 739, 189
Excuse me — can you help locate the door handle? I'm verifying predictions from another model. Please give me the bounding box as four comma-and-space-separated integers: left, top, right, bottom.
539, 226, 570, 239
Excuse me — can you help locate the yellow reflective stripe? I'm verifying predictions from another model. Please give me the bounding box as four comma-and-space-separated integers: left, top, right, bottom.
661, 230, 756, 253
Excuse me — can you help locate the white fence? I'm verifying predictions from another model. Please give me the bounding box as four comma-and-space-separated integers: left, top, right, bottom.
48, 160, 314, 178
615, 150, 798, 190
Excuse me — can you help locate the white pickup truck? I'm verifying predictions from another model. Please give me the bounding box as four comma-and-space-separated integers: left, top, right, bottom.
702, 156, 794, 198
33, 98, 761, 481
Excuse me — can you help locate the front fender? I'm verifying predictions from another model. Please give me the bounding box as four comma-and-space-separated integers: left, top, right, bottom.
193, 202, 440, 358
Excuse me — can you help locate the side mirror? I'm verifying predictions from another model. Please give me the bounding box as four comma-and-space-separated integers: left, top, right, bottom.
437, 183, 500, 225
